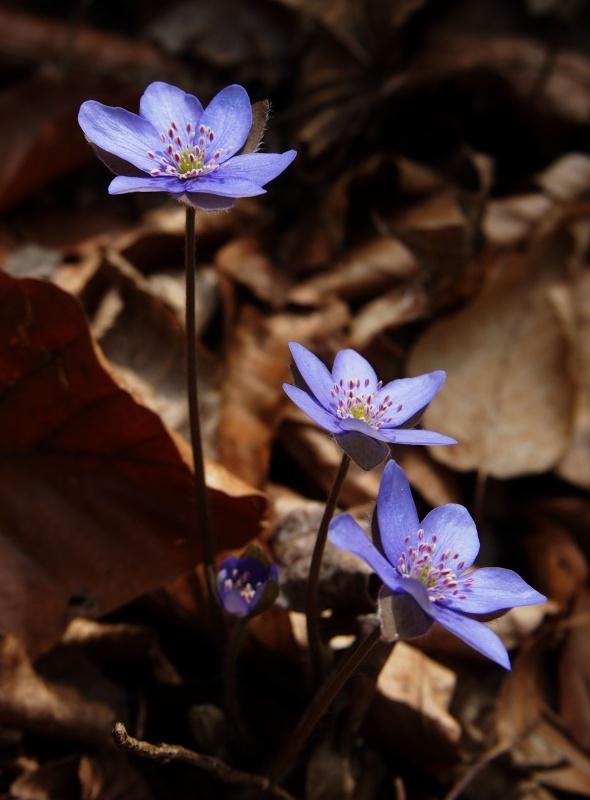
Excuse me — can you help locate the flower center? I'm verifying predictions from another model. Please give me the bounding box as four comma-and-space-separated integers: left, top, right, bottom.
396, 529, 474, 603
224, 569, 262, 605
331, 378, 401, 429
147, 120, 231, 181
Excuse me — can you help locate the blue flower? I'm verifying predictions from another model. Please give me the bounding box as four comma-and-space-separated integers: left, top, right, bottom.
283, 342, 457, 470
78, 82, 296, 211
329, 461, 546, 668
217, 549, 279, 618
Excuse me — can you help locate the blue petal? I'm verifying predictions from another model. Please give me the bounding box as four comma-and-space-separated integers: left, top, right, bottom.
378, 428, 458, 445
393, 575, 434, 614
221, 590, 251, 617
332, 350, 379, 392
139, 81, 204, 134
420, 504, 480, 572
108, 175, 181, 194
338, 416, 387, 440
329, 514, 402, 590
212, 151, 297, 186
109, 170, 265, 198
429, 604, 511, 669
376, 371, 446, 425
444, 568, 547, 614
377, 461, 421, 566
288, 343, 336, 411
282, 384, 342, 434
198, 85, 252, 162
79, 101, 157, 174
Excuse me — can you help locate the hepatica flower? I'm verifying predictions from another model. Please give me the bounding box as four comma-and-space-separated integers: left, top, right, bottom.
78, 82, 296, 211
217, 547, 279, 619
329, 461, 546, 668
283, 343, 456, 470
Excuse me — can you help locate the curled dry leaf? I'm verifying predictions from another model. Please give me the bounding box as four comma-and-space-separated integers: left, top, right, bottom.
0, 272, 264, 656
550, 241, 590, 488
218, 300, 350, 488
288, 236, 418, 308
407, 225, 575, 478
0, 634, 118, 745
368, 642, 461, 764
558, 586, 590, 752
522, 505, 589, 607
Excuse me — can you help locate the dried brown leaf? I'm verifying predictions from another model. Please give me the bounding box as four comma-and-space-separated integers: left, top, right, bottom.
0, 272, 264, 656
218, 300, 349, 487
0, 635, 117, 745
369, 642, 461, 764
408, 226, 574, 478
558, 586, 590, 751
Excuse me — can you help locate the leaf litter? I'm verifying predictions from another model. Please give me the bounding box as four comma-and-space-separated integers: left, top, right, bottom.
2, 0, 590, 797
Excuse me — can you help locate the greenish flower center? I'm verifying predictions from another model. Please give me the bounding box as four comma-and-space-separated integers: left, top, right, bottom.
396, 530, 474, 603
147, 120, 230, 181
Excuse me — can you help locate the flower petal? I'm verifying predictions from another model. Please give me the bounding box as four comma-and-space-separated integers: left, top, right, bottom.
139, 81, 203, 132
378, 428, 458, 445
377, 371, 446, 425
429, 604, 511, 669
78, 101, 157, 174
420, 504, 480, 571
288, 343, 335, 411
198, 85, 252, 161
282, 384, 342, 434
221, 590, 251, 617
377, 461, 421, 566
213, 151, 297, 187
338, 416, 387, 440
445, 568, 547, 614
329, 514, 402, 590
108, 175, 182, 194
332, 350, 379, 392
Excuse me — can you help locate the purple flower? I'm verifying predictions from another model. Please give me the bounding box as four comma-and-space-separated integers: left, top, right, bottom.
217, 549, 279, 618
283, 343, 457, 470
329, 461, 546, 668
78, 82, 296, 211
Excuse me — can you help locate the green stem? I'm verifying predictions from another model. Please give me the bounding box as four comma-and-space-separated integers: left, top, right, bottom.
184, 206, 215, 575
266, 625, 381, 787
224, 617, 252, 748
306, 452, 350, 687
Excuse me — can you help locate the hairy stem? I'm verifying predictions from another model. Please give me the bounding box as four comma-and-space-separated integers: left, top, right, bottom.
224, 616, 252, 747
266, 624, 381, 787
184, 207, 215, 574
306, 452, 351, 686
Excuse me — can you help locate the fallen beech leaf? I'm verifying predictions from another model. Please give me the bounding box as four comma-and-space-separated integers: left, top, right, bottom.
535, 154, 590, 202
218, 300, 350, 488
369, 642, 461, 764
551, 245, 590, 488
558, 587, 590, 752
407, 226, 574, 478
0, 634, 117, 745
0, 272, 264, 656
522, 508, 588, 606
483, 194, 555, 248
288, 236, 418, 307
0, 74, 142, 213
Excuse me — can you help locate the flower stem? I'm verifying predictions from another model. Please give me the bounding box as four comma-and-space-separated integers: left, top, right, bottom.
306, 452, 351, 687
184, 206, 215, 575
224, 616, 252, 748
266, 624, 381, 787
